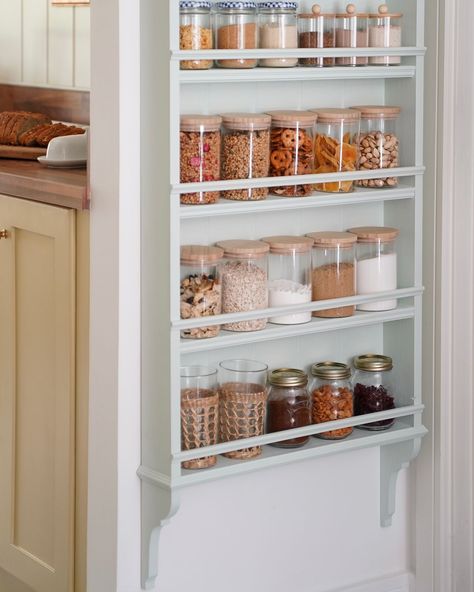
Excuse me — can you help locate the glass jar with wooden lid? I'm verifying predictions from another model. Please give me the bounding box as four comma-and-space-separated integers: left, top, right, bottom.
298, 4, 336, 68
368, 4, 403, 66
335, 3, 369, 67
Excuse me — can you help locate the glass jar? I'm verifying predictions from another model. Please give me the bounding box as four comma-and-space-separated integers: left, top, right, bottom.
180, 366, 219, 469
335, 4, 369, 67
180, 245, 224, 339
369, 4, 403, 66
267, 110, 317, 197
352, 354, 396, 430
307, 231, 356, 318
215, 1, 258, 69
352, 105, 401, 188
266, 369, 311, 448
180, 114, 222, 205
298, 5, 336, 68
312, 108, 360, 193
179, 1, 213, 70
310, 362, 354, 440
261, 235, 313, 325
218, 359, 268, 459
221, 113, 271, 201
216, 239, 269, 331
258, 1, 298, 68
348, 226, 399, 311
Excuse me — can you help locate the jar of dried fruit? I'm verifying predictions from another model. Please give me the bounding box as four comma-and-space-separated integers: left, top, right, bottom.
312, 108, 360, 193
335, 4, 369, 67
180, 245, 224, 339
368, 4, 403, 66
258, 1, 298, 68
221, 113, 271, 201
310, 362, 354, 440
306, 231, 356, 318
298, 4, 336, 68
180, 114, 222, 205
215, 1, 258, 69
267, 110, 317, 197
179, 1, 213, 70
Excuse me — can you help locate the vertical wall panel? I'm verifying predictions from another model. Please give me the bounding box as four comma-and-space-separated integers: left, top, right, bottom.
48, 4, 74, 87
0, 0, 22, 83
74, 7, 91, 88
22, 0, 48, 85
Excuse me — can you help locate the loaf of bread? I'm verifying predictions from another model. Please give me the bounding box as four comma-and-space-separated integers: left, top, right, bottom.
0, 111, 85, 147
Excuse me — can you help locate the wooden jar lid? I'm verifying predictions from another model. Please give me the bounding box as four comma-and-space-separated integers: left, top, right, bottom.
216, 239, 270, 259
180, 114, 222, 132
221, 112, 271, 131
181, 245, 224, 264
299, 4, 336, 18
267, 110, 318, 127
311, 107, 361, 123
347, 226, 400, 243
369, 4, 403, 18
261, 235, 314, 254
306, 231, 357, 247
350, 105, 401, 119
336, 4, 370, 18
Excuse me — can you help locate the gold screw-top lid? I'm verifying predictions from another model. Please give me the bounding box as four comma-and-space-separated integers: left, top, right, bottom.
311, 361, 351, 380
269, 368, 308, 387
353, 354, 393, 372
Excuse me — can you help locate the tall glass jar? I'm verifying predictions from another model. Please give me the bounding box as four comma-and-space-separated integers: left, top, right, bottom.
261, 235, 313, 325
267, 110, 317, 197
180, 245, 224, 339
352, 354, 396, 430
312, 108, 360, 193
266, 369, 311, 448
180, 114, 222, 205
310, 362, 354, 440
221, 113, 271, 201
179, 1, 213, 70
348, 226, 399, 311
298, 5, 336, 68
307, 231, 356, 318
258, 1, 298, 68
335, 4, 369, 67
215, 1, 258, 69
368, 4, 403, 66
352, 105, 401, 188
216, 239, 269, 331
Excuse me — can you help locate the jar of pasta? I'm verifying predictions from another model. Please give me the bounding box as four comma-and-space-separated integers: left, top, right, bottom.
298, 4, 336, 68
368, 4, 403, 66
215, 1, 258, 69
258, 1, 298, 68
179, 1, 213, 70
335, 4, 369, 67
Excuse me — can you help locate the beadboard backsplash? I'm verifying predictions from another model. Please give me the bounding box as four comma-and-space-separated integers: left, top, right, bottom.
0, 0, 90, 90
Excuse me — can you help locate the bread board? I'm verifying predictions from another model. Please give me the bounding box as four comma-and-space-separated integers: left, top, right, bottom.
0, 145, 47, 160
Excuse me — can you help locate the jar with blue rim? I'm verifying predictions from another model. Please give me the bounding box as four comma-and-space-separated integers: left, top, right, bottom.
258, 1, 298, 68
179, 1, 213, 70
215, 1, 258, 69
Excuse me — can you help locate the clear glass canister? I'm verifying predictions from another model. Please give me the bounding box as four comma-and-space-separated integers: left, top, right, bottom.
298, 5, 336, 68
335, 4, 369, 67
261, 235, 313, 325
368, 4, 403, 66
180, 114, 222, 205
268, 110, 317, 197
348, 226, 399, 311
266, 369, 311, 448
310, 362, 354, 440
352, 105, 401, 188
179, 1, 213, 70
307, 231, 356, 318
312, 108, 360, 193
215, 1, 258, 69
352, 354, 396, 430
216, 239, 269, 331
258, 1, 298, 68
221, 113, 271, 201
180, 245, 224, 339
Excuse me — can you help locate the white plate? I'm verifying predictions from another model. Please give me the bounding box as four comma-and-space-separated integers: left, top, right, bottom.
37, 156, 87, 168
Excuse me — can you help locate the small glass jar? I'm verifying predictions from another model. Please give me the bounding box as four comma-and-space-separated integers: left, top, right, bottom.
216, 239, 269, 331
307, 231, 356, 318
179, 1, 213, 70
267, 110, 317, 197
352, 354, 396, 430
312, 108, 360, 193
298, 5, 336, 68
335, 4, 369, 67
369, 4, 403, 66
180, 245, 224, 339
310, 362, 354, 440
266, 369, 311, 448
352, 105, 401, 188
221, 113, 271, 201
348, 226, 399, 311
258, 1, 298, 68
215, 1, 258, 69
180, 114, 222, 205
261, 235, 313, 325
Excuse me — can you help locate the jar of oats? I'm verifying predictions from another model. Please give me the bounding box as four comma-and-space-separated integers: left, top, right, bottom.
179, 1, 213, 70
221, 113, 271, 201
215, 1, 258, 69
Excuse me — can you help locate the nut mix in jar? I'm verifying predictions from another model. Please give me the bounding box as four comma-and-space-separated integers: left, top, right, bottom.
215, 1, 258, 69
180, 114, 222, 205
298, 4, 336, 68
258, 1, 298, 68
310, 362, 354, 440
221, 113, 271, 201
179, 1, 213, 70
368, 4, 403, 66
180, 245, 224, 339
335, 4, 369, 67
267, 110, 317, 197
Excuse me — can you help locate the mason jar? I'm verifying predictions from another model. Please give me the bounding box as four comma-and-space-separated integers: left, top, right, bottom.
258, 1, 298, 68
298, 4, 336, 67
310, 362, 354, 440
368, 4, 403, 66
215, 1, 258, 69
335, 4, 369, 67
179, 1, 213, 70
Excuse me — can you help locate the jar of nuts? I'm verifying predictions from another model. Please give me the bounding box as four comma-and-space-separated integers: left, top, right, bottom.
221, 113, 271, 201
310, 361, 354, 440
351, 105, 401, 188
179, 1, 213, 70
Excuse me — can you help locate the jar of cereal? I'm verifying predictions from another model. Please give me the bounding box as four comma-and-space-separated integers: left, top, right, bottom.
179, 1, 213, 70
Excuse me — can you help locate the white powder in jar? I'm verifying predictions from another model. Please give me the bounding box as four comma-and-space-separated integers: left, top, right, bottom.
259, 24, 298, 68
269, 279, 312, 324
369, 25, 402, 65
356, 252, 397, 311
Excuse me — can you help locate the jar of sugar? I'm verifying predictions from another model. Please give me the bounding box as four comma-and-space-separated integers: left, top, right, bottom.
368, 4, 403, 66
348, 226, 399, 311
258, 1, 298, 68
335, 4, 369, 67
261, 235, 314, 325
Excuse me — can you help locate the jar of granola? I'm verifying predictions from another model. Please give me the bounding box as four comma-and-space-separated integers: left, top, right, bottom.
368, 4, 403, 66
298, 4, 336, 68
258, 1, 298, 68
335, 4, 369, 67
180, 114, 222, 205
215, 1, 258, 69
179, 1, 213, 70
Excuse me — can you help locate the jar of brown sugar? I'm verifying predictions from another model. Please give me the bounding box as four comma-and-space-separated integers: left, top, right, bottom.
335, 4, 369, 67
179, 1, 213, 70
298, 4, 336, 68
215, 1, 258, 69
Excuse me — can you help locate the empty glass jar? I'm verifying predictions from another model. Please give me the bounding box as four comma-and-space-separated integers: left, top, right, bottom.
258, 1, 298, 68
179, 1, 213, 70
335, 4, 369, 67
369, 4, 403, 66
298, 4, 336, 67
215, 1, 258, 69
